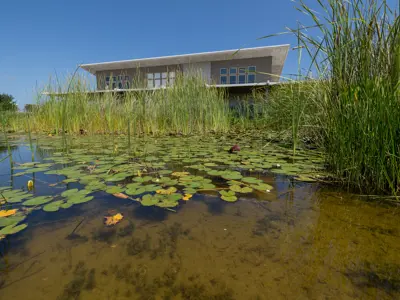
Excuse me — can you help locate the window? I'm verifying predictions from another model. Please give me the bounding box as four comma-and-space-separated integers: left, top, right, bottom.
147, 73, 154, 88
118, 82, 123, 89
147, 71, 176, 88
248, 66, 256, 83
220, 68, 227, 84
125, 76, 130, 89
154, 73, 161, 88
238, 68, 246, 84
161, 72, 168, 87
169, 72, 175, 85
229, 68, 237, 84
105, 76, 110, 89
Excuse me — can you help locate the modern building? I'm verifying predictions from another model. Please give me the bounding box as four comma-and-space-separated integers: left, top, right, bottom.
80, 44, 290, 94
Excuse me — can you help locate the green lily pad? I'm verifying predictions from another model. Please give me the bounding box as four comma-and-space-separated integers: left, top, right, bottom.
229, 185, 253, 193
67, 195, 94, 204
61, 189, 79, 198
125, 187, 146, 196
241, 177, 263, 184
23, 196, 53, 206
251, 183, 273, 191
0, 223, 28, 236
133, 176, 152, 183
0, 215, 26, 228
61, 202, 74, 209
105, 186, 124, 194
43, 200, 64, 212
141, 194, 160, 206
221, 171, 243, 180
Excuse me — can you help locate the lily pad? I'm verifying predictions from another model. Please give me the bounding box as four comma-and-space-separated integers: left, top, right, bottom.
219, 190, 238, 202
241, 177, 263, 184
23, 196, 53, 206
105, 186, 124, 194
141, 194, 160, 206
61, 189, 79, 198
0, 223, 28, 235
133, 176, 152, 183
0, 215, 26, 228
43, 200, 64, 212
229, 185, 253, 193
67, 195, 94, 204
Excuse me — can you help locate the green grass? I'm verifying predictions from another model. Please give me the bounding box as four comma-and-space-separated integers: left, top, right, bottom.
264, 0, 400, 195
10, 74, 234, 136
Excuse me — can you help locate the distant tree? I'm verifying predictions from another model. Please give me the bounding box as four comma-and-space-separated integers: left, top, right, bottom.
24, 104, 37, 112
0, 94, 17, 112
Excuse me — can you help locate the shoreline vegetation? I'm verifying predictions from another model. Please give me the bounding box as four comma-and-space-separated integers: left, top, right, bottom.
1, 0, 400, 197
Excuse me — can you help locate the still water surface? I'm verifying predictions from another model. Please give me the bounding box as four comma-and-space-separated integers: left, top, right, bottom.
0, 135, 399, 300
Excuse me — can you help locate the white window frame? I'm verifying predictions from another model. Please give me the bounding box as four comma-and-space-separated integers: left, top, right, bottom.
229, 67, 237, 84
247, 66, 256, 83
220, 68, 227, 84
238, 67, 246, 84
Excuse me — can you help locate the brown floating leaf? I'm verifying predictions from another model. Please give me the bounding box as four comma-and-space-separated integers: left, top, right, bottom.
104, 213, 124, 226
113, 193, 129, 199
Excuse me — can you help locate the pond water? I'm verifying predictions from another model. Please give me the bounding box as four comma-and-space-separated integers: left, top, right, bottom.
0, 134, 399, 300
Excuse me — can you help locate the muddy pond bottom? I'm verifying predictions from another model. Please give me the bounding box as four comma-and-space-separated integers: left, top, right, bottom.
1, 189, 399, 300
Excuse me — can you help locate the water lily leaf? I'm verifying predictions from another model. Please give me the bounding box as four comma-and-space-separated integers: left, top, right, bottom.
183, 187, 197, 194
0, 215, 26, 228
43, 200, 64, 212
61, 189, 79, 198
61, 202, 73, 209
105, 172, 131, 182
85, 181, 107, 191
219, 190, 236, 197
141, 194, 160, 206
68, 195, 94, 204
125, 187, 146, 196
294, 175, 316, 182
0, 223, 28, 235
241, 177, 263, 184
229, 185, 253, 193
126, 182, 142, 189
221, 171, 243, 180
23, 196, 53, 206
105, 186, 124, 194
133, 176, 152, 183
221, 195, 237, 202
171, 171, 190, 177
251, 183, 273, 191
156, 187, 177, 195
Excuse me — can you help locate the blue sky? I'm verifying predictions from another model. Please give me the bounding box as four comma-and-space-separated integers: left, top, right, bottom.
0, 0, 397, 109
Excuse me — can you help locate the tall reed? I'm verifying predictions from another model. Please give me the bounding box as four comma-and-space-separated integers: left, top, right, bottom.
265, 0, 400, 194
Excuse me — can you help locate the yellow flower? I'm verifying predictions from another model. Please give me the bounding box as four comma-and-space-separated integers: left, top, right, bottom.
171, 171, 190, 177
156, 187, 177, 195
27, 180, 34, 190
182, 194, 192, 201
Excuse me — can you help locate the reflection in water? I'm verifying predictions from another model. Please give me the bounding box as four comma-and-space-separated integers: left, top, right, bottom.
0, 136, 399, 300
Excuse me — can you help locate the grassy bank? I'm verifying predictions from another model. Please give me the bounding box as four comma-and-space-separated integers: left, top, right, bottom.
265, 0, 400, 195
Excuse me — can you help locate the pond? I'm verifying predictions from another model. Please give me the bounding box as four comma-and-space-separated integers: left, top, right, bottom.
0, 134, 399, 300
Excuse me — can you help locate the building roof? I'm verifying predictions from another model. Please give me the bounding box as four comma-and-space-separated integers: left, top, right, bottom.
80, 44, 290, 77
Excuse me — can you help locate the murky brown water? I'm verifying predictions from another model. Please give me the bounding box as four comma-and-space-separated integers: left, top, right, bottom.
1, 188, 399, 299
0, 136, 399, 299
